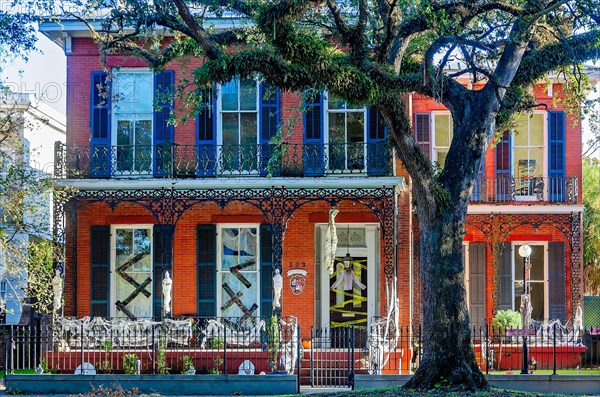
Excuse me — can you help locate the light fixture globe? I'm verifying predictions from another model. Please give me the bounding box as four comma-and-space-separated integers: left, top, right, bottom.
518, 244, 532, 259
343, 252, 353, 267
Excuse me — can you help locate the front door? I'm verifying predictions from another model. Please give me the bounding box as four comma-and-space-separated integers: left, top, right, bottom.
319, 225, 378, 331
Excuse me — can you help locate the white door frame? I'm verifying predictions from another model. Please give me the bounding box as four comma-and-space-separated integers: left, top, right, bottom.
317, 224, 378, 329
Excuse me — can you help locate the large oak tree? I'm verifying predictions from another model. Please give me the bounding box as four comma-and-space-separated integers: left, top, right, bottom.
66, 0, 599, 390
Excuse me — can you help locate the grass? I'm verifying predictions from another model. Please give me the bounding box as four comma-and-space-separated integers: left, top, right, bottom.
301, 387, 588, 397
0, 369, 36, 379
487, 369, 600, 375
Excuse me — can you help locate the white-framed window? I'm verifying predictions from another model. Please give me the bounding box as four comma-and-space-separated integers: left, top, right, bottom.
512, 112, 547, 198
512, 242, 548, 321
110, 225, 153, 318
216, 225, 260, 318
217, 78, 260, 172
111, 69, 154, 174
324, 94, 367, 171
432, 113, 453, 167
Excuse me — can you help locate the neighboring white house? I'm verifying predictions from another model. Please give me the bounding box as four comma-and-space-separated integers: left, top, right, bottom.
0, 92, 65, 324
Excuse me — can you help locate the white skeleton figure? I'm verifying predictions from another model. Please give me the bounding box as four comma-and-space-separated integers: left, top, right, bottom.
273, 269, 283, 308
200, 317, 265, 348
162, 271, 173, 314
52, 270, 63, 312
323, 209, 339, 274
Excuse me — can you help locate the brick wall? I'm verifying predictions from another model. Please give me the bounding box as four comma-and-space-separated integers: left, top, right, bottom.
69, 199, 413, 335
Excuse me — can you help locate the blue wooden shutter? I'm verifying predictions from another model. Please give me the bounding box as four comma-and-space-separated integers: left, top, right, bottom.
367, 107, 387, 176
90, 71, 111, 177
496, 244, 513, 311
548, 242, 566, 321
469, 243, 486, 325
414, 113, 431, 161
90, 226, 110, 317
259, 82, 281, 176
303, 91, 325, 176
153, 70, 174, 177
495, 130, 512, 201
197, 225, 216, 316
260, 225, 273, 317
548, 111, 566, 202
196, 89, 217, 177
153, 225, 174, 319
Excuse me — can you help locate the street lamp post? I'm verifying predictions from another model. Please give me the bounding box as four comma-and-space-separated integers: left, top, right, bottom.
518, 244, 532, 375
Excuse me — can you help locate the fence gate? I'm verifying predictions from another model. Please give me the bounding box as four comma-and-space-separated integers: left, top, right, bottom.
309, 326, 355, 388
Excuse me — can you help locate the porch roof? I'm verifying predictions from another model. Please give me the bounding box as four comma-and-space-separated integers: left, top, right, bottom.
55, 176, 407, 193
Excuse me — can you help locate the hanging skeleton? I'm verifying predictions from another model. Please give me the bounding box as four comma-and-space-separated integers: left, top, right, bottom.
331, 262, 366, 291
323, 209, 339, 274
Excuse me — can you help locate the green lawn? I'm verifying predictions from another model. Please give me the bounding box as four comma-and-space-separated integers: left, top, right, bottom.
0, 369, 36, 379
487, 369, 600, 375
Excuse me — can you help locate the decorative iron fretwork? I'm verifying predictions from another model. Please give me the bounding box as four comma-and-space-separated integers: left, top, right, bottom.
465, 212, 583, 316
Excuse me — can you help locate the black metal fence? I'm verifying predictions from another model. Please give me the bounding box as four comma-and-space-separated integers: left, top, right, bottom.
3, 319, 598, 388
53, 142, 391, 179
1, 316, 300, 378
306, 323, 599, 387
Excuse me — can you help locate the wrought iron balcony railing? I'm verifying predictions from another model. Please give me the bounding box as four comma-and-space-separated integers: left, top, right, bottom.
470, 174, 578, 204
53, 141, 392, 179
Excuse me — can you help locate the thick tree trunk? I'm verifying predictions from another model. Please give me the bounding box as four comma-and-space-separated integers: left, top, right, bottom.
404, 198, 488, 391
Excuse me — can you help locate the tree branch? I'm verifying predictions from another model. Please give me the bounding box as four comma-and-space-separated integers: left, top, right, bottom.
173, 0, 222, 60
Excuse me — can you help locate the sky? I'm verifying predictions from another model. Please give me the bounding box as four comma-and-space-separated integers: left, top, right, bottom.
1, 31, 66, 114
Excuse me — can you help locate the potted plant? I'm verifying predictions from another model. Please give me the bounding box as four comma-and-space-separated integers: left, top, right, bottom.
181, 355, 196, 375
492, 309, 522, 370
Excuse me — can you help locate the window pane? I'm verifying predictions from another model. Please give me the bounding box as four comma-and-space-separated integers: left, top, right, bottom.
135, 73, 154, 112
530, 114, 544, 146
116, 229, 133, 260
239, 228, 257, 270
222, 113, 240, 146
529, 147, 543, 175
117, 120, 133, 171
514, 116, 528, 146
135, 119, 152, 145
133, 229, 151, 272
117, 118, 133, 145
113, 73, 135, 112
436, 149, 448, 167
221, 228, 239, 270
240, 113, 257, 145
221, 272, 258, 318
329, 113, 345, 143
434, 114, 451, 146
222, 79, 239, 111
240, 79, 257, 111
135, 120, 152, 172
347, 112, 364, 143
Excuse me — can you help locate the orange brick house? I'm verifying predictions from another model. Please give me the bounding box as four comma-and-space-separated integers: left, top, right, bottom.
40, 19, 585, 336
